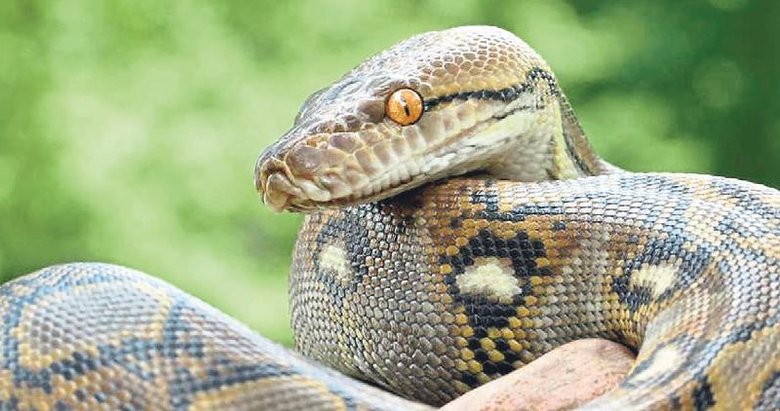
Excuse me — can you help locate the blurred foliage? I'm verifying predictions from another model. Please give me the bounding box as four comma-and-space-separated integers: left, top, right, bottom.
1, 0, 778, 345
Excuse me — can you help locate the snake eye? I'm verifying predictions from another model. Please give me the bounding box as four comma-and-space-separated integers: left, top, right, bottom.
385, 88, 423, 126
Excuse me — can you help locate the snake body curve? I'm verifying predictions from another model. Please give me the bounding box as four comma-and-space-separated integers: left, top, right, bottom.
1, 26, 779, 410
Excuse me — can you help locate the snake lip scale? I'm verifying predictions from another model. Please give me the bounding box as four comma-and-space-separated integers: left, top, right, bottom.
1, 25, 778, 410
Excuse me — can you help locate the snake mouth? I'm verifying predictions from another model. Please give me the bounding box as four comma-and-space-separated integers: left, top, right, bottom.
255, 148, 423, 212
257, 133, 499, 213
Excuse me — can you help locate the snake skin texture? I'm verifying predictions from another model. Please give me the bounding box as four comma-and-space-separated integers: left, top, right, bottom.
1, 25, 779, 410
0, 264, 427, 410
291, 174, 780, 409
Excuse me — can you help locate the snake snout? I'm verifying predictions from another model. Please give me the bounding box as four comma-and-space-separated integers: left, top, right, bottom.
255, 155, 299, 212
256, 138, 364, 212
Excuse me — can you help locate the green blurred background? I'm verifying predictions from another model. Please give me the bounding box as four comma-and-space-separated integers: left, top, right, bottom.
1, 0, 778, 345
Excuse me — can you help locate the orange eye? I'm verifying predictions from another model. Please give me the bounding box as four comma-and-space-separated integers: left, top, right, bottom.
385, 88, 423, 126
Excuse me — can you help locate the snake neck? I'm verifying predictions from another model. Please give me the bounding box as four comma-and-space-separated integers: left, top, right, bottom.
487, 92, 619, 181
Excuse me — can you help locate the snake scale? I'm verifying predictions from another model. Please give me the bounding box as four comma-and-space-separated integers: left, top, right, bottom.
1, 26, 778, 410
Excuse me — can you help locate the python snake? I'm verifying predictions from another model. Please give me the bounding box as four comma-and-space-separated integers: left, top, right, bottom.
1, 26, 778, 410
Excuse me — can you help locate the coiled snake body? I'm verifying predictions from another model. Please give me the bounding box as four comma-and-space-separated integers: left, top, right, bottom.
1, 26, 778, 410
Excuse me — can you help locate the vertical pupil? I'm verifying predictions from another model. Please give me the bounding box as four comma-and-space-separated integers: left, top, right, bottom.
401, 97, 411, 117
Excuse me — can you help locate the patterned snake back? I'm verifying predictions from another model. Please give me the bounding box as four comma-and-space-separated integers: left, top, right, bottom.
1, 26, 779, 410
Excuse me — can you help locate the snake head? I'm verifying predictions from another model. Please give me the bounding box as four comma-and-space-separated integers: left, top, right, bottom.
255, 25, 563, 212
